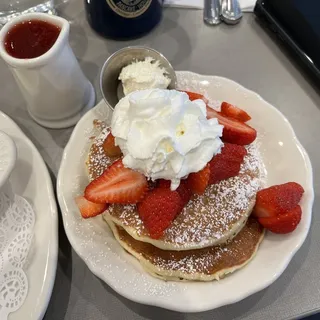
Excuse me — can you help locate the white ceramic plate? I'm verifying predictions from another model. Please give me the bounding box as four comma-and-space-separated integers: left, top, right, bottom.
0, 111, 58, 319
57, 71, 314, 312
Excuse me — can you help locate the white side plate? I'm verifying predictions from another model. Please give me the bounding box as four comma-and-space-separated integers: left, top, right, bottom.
57, 72, 314, 312
0, 111, 58, 320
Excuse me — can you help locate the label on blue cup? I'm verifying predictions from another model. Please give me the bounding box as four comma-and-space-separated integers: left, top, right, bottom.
105, 0, 152, 18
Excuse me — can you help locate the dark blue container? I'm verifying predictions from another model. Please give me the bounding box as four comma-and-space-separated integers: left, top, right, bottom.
84, 0, 163, 39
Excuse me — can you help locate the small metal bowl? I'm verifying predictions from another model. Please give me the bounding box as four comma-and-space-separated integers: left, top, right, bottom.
100, 46, 177, 110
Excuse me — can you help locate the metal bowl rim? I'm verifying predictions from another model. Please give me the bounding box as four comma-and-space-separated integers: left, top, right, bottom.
99, 45, 177, 110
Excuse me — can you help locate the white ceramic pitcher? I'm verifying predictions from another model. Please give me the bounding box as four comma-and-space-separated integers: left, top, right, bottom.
0, 13, 95, 129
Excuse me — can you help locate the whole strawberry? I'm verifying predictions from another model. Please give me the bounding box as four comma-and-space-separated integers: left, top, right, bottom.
253, 182, 304, 234
253, 182, 304, 218
138, 188, 182, 239
258, 206, 302, 234
158, 179, 192, 211
187, 164, 210, 195
208, 143, 247, 184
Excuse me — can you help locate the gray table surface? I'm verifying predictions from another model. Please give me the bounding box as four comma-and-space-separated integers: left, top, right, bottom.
0, 1, 319, 319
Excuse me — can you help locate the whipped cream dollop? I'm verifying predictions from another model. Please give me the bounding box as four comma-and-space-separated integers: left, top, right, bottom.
111, 89, 223, 190
118, 57, 171, 96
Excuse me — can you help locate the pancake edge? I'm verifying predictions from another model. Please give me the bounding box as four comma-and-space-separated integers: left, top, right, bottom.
103, 198, 255, 251
107, 220, 265, 282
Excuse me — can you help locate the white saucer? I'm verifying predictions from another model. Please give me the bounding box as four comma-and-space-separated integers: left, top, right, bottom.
0, 111, 58, 319
0, 131, 17, 189
57, 71, 314, 312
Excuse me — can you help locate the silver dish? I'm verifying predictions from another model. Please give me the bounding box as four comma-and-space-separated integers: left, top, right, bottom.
100, 46, 177, 110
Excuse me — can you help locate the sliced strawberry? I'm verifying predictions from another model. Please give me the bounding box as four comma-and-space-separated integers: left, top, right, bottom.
252, 182, 304, 218
258, 205, 302, 234
206, 106, 257, 145
84, 159, 148, 204
138, 188, 182, 239
209, 158, 241, 185
181, 90, 209, 104
221, 102, 251, 122
75, 196, 108, 219
187, 164, 210, 194
103, 133, 122, 158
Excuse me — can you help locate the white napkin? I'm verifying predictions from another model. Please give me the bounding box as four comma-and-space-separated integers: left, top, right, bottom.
0, 192, 35, 319
164, 0, 256, 12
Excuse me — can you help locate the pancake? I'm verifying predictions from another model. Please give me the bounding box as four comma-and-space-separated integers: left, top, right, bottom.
87, 123, 264, 251
107, 217, 264, 281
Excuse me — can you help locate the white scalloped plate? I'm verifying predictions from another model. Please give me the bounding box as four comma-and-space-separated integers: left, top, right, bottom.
0, 111, 58, 320
57, 71, 314, 312
0, 130, 16, 189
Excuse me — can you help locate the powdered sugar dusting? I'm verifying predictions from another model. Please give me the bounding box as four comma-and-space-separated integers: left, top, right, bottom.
176, 73, 222, 110
87, 123, 113, 180
106, 141, 264, 249
117, 218, 263, 277
86, 98, 265, 250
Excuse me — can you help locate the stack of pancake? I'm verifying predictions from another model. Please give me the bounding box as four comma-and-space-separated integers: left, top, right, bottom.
86, 122, 264, 281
